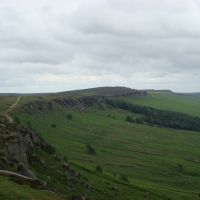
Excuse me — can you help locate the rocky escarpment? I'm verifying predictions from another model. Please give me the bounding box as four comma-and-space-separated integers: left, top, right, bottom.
22, 96, 105, 114
0, 117, 42, 178
22, 92, 147, 114
111, 90, 147, 97
0, 116, 91, 198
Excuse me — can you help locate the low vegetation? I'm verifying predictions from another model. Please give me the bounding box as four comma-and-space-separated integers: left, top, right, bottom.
2, 88, 200, 200
66, 113, 73, 120
86, 144, 96, 155
106, 99, 200, 131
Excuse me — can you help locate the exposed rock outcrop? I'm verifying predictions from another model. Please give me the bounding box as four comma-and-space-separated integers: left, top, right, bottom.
0, 117, 42, 177
22, 91, 147, 114
0, 116, 90, 195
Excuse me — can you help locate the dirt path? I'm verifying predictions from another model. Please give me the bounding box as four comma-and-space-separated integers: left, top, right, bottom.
0, 170, 44, 188
4, 96, 22, 123
0, 170, 34, 181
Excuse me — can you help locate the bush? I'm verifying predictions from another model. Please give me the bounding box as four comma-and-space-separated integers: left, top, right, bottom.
120, 174, 129, 182
14, 116, 21, 125
27, 121, 32, 129
176, 164, 183, 172
51, 124, 57, 128
42, 143, 56, 155
96, 165, 103, 173
136, 117, 144, 124
66, 113, 73, 120
86, 144, 96, 155
126, 116, 135, 123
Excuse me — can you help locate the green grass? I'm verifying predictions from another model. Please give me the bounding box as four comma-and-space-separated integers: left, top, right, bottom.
0, 96, 18, 114
2, 91, 200, 199
14, 100, 200, 200
122, 92, 200, 117
0, 176, 64, 200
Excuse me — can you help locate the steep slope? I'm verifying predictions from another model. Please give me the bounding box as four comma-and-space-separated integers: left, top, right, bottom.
122, 91, 200, 117
0, 117, 64, 199
0, 116, 91, 200
0, 176, 63, 200
10, 94, 200, 200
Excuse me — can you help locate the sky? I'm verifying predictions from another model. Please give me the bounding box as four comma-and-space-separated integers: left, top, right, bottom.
1, 0, 200, 93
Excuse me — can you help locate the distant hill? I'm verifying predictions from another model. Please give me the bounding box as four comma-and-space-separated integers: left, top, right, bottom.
1, 87, 200, 97
0, 86, 146, 97
57, 86, 146, 97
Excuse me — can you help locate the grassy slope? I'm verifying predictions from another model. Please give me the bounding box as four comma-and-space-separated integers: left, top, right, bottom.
122, 91, 200, 117
0, 96, 18, 114
0, 176, 63, 200
13, 100, 200, 200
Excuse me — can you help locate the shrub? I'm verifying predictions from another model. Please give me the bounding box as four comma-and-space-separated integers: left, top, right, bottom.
176, 164, 183, 172
126, 116, 135, 123
66, 113, 73, 120
42, 143, 56, 155
136, 117, 144, 124
14, 116, 21, 125
27, 121, 32, 129
120, 174, 129, 182
96, 165, 103, 173
86, 144, 96, 155
51, 124, 57, 128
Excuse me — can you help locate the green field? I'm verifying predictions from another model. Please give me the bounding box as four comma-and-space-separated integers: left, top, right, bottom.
13, 98, 200, 200
0, 176, 63, 200
122, 91, 200, 117
1, 89, 200, 200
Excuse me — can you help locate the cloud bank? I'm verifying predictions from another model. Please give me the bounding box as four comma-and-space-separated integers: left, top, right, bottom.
0, 0, 200, 92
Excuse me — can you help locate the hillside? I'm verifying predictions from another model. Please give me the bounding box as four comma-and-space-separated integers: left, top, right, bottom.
122, 90, 200, 117
0, 116, 92, 200
0, 176, 63, 200
0, 96, 18, 114
1, 87, 200, 200
57, 86, 146, 97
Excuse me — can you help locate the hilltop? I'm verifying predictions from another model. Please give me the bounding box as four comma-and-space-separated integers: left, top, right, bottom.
57, 86, 146, 97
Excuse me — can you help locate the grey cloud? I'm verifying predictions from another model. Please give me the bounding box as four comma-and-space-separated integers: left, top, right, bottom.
0, 0, 200, 92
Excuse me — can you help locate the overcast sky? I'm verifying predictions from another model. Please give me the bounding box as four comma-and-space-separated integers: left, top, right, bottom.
1, 0, 200, 93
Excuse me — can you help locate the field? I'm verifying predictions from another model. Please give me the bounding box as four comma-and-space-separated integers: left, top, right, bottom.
122, 91, 200, 117
1, 89, 200, 199
0, 176, 63, 200
12, 96, 200, 200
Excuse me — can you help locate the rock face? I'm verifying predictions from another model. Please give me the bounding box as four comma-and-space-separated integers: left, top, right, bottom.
22, 96, 105, 114
54, 96, 105, 108
0, 117, 90, 196
22, 91, 147, 114
0, 117, 42, 177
